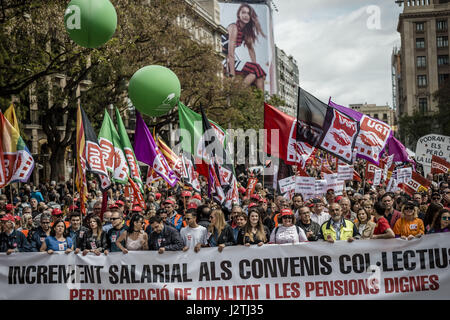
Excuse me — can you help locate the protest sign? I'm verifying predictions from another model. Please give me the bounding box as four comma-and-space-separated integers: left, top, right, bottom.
295, 176, 316, 201
415, 134, 450, 176
337, 165, 353, 181
278, 176, 296, 194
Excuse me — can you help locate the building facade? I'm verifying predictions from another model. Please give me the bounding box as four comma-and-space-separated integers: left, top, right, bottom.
394, 0, 450, 119
275, 46, 299, 117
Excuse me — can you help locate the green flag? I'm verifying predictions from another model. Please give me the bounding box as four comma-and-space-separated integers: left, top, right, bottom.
98, 110, 129, 184
115, 107, 144, 192
178, 102, 230, 163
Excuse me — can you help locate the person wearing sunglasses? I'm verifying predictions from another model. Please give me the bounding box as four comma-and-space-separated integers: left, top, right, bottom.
428, 208, 450, 233
104, 210, 127, 255
181, 210, 208, 253
30, 213, 52, 252
115, 214, 148, 254
393, 201, 425, 240
269, 208, 307, 244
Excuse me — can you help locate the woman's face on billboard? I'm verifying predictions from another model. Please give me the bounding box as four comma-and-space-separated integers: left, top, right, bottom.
239, 6, 251, 24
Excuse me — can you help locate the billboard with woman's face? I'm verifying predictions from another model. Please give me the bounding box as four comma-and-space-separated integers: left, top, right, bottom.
220, 2, 276, 95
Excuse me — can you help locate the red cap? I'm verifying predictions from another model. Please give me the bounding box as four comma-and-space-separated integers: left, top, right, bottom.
250, 194, 260, 201
69, 204, 78, 211
192, 194, 202, 201
115, 200, 124, 206
14, 216, 21, 221
155, 193, 161, 200
335, 196, 343, 203
132, 206, 142, 212
1, 214, 15, 222
280, 208, 294, 217
259, 198, 267, 203
248, 203, 259, 209
181, 191, 192, 197
164, 199, 175, 205
238, 187, 246, 194
109, 204, 119, 209
5, 204, 15, 211
187, 202, 198, 210
51, 208, 62, 216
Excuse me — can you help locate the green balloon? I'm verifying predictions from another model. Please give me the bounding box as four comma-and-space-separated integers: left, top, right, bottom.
128, 65, 181, 117
64, 0, 117, 48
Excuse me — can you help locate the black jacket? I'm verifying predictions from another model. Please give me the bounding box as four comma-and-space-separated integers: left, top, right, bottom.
79, 230, 108, 252
208, 224, 236, 247
105, 226, 128, 252
237, 226, 270, 245
148, 225, 184, 251
0, 230, 32, 252
296, 220, 321, 241
29, 227, 50, 252
67, 226, 89, 249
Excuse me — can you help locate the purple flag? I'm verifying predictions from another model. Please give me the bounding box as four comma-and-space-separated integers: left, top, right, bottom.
387, 136, 413, 164
134, 111, 178, 187
329, 99, 363, 121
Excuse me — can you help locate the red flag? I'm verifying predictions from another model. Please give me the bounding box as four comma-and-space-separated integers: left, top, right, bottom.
399, 171, 431, 195
353, 170, 362, 182
246, 177, 258, 197
365, 162, 380, 181
431, 155, 450, 174
128, 176, 147, 210
264, 103, 315, 167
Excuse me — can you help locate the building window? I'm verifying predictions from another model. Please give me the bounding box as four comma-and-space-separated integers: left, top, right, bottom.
373, 114, 379, 119
437, 20, 448, 31
416, 38, 425, 49
417, 56, 426, 67
438, 55, 449, 66
438, 73, 450, 86
418, 75, 427, 87
419, 98, 428, 113
437, 36, 448, 48
416, 22, 425, 32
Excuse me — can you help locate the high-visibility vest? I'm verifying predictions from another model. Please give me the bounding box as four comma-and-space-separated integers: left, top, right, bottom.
320, 219, 356, 241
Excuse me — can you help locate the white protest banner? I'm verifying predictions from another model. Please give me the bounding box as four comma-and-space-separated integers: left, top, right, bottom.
415, 134, 450, 176
315, 179, 328, 196
373, 169, 382, 186
1, 234, 449, 300
295, 176, 316, 200
386, 178, 398, 193
396, 167, 412, 184
278, 176, 296, 194
324, 173, 344, 196
337, 165, 353, 181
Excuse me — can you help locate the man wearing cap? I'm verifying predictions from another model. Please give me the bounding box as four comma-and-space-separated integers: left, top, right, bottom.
310, 198, 331, 226
164, 199, 184, 232
320, 203, 360, 243
0, 214, 32, 254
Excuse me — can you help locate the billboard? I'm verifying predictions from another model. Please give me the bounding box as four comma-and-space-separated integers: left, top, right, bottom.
219, 1, 277, 94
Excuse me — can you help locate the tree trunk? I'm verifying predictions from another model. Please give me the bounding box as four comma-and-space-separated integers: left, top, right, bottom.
49, 144, 66, 183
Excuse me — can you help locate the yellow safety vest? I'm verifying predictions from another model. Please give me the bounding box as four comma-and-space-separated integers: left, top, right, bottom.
321, 219, 356, 241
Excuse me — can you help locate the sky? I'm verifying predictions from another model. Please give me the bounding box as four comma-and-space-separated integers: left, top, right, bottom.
272, 0, 403, 108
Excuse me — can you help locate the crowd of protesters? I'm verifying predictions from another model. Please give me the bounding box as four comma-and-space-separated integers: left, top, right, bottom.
0, 169, 449, 256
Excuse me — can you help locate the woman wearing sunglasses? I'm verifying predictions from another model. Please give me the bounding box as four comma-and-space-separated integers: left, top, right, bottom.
393, 201, 425, 240
269, 209, 308, 244
428, 208, 450, 233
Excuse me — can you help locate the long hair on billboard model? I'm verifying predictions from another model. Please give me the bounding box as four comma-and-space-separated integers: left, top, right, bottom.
222, 3, 267, 91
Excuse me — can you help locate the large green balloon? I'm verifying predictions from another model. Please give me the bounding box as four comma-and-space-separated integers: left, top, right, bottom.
128, 66, 181, 117
64, 0, 117, 48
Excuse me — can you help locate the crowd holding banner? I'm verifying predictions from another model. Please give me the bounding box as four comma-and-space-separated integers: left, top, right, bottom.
0, 96, 449, 300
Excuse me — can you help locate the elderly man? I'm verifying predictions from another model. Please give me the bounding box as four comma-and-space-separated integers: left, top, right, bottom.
310, 198, 331, 226
296, 205, 320, 241
339, 197, 357, 221
30, 213, 52, 252
320, 203, 360, 243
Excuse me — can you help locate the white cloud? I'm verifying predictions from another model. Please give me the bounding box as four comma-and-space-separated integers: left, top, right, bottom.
273, 0, 402, 108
